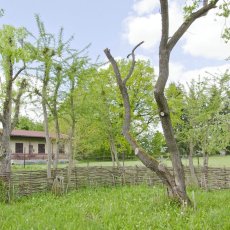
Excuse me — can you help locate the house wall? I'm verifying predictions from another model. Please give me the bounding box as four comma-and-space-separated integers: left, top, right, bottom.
10, 137, 47, 154
10, 137, 68, 160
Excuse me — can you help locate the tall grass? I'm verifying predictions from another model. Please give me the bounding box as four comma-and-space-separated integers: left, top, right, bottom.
1, 185, 229, 230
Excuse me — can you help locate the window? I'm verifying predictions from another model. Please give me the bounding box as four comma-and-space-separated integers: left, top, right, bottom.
15, 143, 23, 153
60, 143, 65, 154
38, 144, 45, 154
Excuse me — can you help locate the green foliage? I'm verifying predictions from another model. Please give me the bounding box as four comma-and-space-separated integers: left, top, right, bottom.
0, 25, 32, 66
62, 59, 156, 160
0, 186, 230, 229
183, 0, 200, 19
168, 73, 230, 157
16, 116, 44, 131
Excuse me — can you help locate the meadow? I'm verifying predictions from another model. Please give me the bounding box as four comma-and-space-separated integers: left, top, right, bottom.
12, 155, 230, 171
1, 185, 230, 230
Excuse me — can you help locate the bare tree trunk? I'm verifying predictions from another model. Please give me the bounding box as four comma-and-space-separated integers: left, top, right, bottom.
202, 152, 209, 189
0, 55, 26, 174
154, 84, 188, 203
52, 66, 62, 172
67, 135, 73, 186
104, 46, 191, 205
67, 77, 76, 185
109, 135, 120, 167
105, 0, 219, 205
42, 99, 52, 179
188, 141, 199, 186
42, 62, 52, 179
53, 111, 60, 172
0, 125, 11, 174
109, 143, 115, 167
67, 124, 75, 185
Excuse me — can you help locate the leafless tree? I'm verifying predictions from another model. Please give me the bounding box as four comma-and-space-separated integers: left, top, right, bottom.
105, 0, 219, 205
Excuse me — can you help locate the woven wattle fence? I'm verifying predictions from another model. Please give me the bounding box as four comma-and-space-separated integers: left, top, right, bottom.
0, 166, 230, 197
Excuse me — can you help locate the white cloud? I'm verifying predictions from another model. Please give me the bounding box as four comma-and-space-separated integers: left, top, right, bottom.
123, 1, 183, 50
167, 62, 229, 85
133, 0, 159, 15
123, 0, 229, 60
183, 9, 229, 60
123, 14, 161, 49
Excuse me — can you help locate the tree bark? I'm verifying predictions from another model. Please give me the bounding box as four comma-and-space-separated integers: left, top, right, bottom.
0, 125, 11, 174
109, 143, 115, 167
53, 111, 60, 173
0, 53, 26, 174
67, 76, 76, 185
188, 140, 199, 186
67, 129, 74, 186
104, 0, 219, 205
104, 46, 191, 205
109, 134, 120, 167
42, 62, 52, 179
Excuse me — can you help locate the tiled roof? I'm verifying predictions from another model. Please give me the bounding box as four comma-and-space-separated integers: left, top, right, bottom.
10, 130, 68, 139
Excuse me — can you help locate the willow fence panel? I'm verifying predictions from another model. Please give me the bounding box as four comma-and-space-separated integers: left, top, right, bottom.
0, 166, 230, 197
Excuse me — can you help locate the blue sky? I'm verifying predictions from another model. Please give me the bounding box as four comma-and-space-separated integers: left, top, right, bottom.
1, 0, 229, 84
1, 0, 134, 62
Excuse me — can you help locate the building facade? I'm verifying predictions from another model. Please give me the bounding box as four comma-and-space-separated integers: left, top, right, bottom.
10, 130, 68, 161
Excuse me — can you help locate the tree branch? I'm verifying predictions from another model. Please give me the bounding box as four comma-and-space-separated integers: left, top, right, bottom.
124, 41, 144, 84
168, 0, 219, 51
12, 62, 26, 81
160, 0, 169, 49
104, 44, 183, 201
11, 79, 27, 130
104, 48, 123, 87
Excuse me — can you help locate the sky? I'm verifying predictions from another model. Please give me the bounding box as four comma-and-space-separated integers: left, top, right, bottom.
0, 0, 229, 85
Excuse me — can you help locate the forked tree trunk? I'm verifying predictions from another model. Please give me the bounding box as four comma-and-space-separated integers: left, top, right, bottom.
104, 46, 191, 205
188, 141, 199, 186
105, 0, 219, 205
109, 135, 120, 167
0, 53, 26, 175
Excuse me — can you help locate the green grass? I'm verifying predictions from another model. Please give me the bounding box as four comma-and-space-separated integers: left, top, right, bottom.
181, 155, 230, 168
1, 185, 230, 230
12, 155, 230, 171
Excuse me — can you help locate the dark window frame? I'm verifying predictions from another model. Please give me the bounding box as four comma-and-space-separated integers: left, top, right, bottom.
59, 142, 65, 154
15, 143, 23, 153
38, 144, 45, 154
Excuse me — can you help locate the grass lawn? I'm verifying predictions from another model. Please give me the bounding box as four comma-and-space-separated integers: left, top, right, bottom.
12, 155, 230, 171
1, 185, 230, 230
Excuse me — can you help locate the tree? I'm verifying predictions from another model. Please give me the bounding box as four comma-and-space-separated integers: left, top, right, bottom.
58, 54, 89, 182
71, 59, 156, 166
33, 15, 56, 179
0, 25, 32, 174
47, 28, 76, 171
16, 116, 43, 131
105, 0, 225, 205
